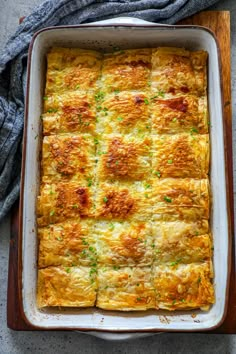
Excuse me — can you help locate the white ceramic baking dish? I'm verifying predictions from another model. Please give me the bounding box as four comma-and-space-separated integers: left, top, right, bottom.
20, 17, 230, 336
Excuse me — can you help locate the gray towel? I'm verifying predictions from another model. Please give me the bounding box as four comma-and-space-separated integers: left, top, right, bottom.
0, 0, 220, 221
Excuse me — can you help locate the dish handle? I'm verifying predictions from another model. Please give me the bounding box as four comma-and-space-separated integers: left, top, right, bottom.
80, 16, 166, 26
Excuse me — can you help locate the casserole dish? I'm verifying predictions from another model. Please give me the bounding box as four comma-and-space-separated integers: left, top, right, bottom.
20, 17, 230, 334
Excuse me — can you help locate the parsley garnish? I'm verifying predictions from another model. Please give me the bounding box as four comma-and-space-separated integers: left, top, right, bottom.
163, 196, 172, 203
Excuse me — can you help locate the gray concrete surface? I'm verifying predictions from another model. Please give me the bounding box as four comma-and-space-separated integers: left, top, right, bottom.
0, 0, 235, 353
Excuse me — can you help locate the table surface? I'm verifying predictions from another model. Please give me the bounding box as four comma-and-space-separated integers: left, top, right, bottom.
0, 0, 236, 353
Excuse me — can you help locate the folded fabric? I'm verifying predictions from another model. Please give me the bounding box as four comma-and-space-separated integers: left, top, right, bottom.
0, 0, 220, 222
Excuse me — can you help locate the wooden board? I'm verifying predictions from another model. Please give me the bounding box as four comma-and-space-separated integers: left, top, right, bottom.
7, 10, 234, 332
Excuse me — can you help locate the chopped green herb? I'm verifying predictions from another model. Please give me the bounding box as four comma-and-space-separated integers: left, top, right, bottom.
56, 237, 62, 241
172, 118, 177, 123
136, 283, 140, 286
47, 108, 58, 113
104, 285, 109, 289
89, 246, 95, 253
145, 183, 151, 189
163, 196, 172, 203
103, 197, 108, 203
114, 89, 120, 94
115, 161, 119, 165
109, 223, 115, 230
197, 277, 201, 284
138, 238, 143, 242
136, 297, 142, 301
65, 267, 71, 273
167, 159, 173, 164
50, 210, 55, 216
144, 98, 149, 105
89, 268, 97, 276
181, 299, 185, 303
82, 238, 89, 245
151, 243, 155, 248
72, 204, 78, 209
87, 177, 93, 187
75, 84, 80, 89
113, 265, 120, 271
34, 134, 38, 140
94, 138, 99, 145
117, 116, 123, 122
95, 91, 105, 102
154, 171, 161, 178
190, 127, 199, 134
172, 300, 176, 305
147, 81, 151, 87
195, 231, 199, 236
144, 193, 149, 198
157, 90, 165, 98
43, 96, 48, 101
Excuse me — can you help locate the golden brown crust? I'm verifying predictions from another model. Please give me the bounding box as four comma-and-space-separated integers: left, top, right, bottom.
41, 134, 95, 183
96, 221, 153, 266
153, 220, 212, 265
96, 136, 151, 182
102, 49, 151, 92
151, 48, 207, 96
95, 182, 151, 221
96, 266, 155, 311
37, 183, 93, 227
151, 94, 208, 134
152, 134, 209, 178
42, 91, 96, 135
38, 220, 97, 268
37, 46, 213, 311
45, 47, 102, 94
152, 178, 209, 221
37, 266, 97, 307
153, 262, 214, 310
96, 92, 150, 135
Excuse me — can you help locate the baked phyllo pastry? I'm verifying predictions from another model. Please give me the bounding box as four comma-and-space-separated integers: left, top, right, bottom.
101, 48, 151, 92
96, 135, 151, 182
45, 47, 102, 94
95, 182, 152, 221
41, 134, 95, 183
37, 266, 97, 307
151, 47, 207, 96
42, 91, 96, 135
95, 221, 153, 266
37, 182, 93, 227
153, 262, 214, 311
152, 178, 209, 221
152, 220, 212, 264
152, 133, 209, 178
38, 220, 97, 268
96, 266, 155, 311
96, 91, 150, 135
151, 93, 208, 134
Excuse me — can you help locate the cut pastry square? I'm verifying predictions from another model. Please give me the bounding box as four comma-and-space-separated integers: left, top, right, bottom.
96, 266, 155, 311
96, 135, 151, 182
96, 91, 151, 135
153, 262, 215, 311
150, 93, 208, 134
42, 91, 96, 135
38, 219, 97, 268
37, 182, 94, 227
151, 47, 207, 96
95, 221, 153, 266
152, 178, 209, 222
152, 133, 209, 178
37, 266, 97, 307
41, 134, 95, 184
95, 181, 152, 222
152, 220, 212, 265
45, 47, 103, 94
101, 48, 151, 92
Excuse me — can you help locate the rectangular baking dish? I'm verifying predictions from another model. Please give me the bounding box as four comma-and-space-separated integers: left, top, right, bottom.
20, 17, 230, 333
